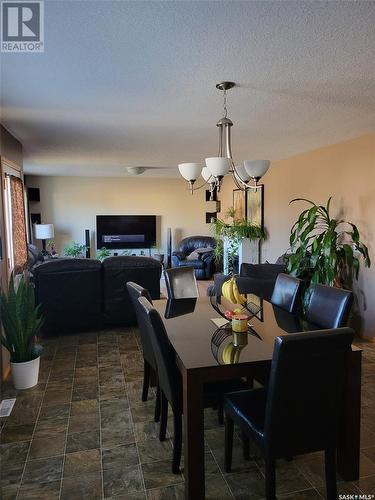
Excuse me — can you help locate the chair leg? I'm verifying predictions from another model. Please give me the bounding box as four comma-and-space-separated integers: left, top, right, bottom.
265, 457, 276, 500
217, 404, 224, 425
224, 415, 234, 473
159, 392, 168, 441
172, 410, 183, 474
154, 383, 161, 423
142, 360, 150, 402
241, 431, 250, 460
324, 448, 337, 500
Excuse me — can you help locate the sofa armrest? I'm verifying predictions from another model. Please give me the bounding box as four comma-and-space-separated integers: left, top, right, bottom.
172, 251, 185, 261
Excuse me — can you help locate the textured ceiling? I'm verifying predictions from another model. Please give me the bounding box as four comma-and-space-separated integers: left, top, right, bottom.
1, 0, 375, 177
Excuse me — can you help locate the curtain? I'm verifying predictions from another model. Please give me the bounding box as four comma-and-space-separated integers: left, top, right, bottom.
10, 176, 28, 274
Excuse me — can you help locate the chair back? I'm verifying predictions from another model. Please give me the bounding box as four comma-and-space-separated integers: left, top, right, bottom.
306, 284, 353, 328
137, 296, 181, 410
270, 273, 304, 313
164, 267, 199, 299
126, 282, 155, 369
264, 328, 354, 457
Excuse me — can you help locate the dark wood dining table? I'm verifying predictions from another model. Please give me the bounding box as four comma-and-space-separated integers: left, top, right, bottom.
153, 295, 361, 500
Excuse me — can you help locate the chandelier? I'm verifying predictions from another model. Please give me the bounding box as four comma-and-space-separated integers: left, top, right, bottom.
178, 81, 270, 197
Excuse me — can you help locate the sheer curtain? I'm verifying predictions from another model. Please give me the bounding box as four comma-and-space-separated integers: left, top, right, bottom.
9, 175, 28, 274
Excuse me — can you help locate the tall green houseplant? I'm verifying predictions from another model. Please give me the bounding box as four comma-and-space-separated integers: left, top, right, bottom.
287, 197, 371, 301
0, 274, 44, 363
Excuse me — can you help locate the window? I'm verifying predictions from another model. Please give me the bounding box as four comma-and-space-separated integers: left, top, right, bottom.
2, 164, 28, 274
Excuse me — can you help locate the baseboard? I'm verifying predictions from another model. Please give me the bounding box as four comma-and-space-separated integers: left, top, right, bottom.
359, 333, 375, 343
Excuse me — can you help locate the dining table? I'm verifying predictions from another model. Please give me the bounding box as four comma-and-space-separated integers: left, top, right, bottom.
153, 294, 361, 500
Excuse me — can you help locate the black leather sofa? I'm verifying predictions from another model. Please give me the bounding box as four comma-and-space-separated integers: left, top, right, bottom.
172, 235, 216, 279
34, 256, 162, 335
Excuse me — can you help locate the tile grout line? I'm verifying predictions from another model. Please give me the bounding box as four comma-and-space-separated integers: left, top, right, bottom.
58, 338, 78, 500
122, 327, 148, 497
207, 441, 236, 499
15, 339, 58, 499
97, 332, 105, 500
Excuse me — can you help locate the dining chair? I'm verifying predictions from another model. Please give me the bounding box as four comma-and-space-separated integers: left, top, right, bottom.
224, 327, 354, 500
270, 273, 304, 314
164, 266, 199, 299
126, 282, 160, 422
305, 283, 353, 328
137, 295, 248, 473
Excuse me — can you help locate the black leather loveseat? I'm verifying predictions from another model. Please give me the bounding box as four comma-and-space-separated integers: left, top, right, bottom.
172, 235, 216, 279
34, 256, 162, 335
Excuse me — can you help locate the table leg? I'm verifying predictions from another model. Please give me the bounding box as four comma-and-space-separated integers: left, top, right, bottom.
182, 369, 205, 500
337, 349, 361, 480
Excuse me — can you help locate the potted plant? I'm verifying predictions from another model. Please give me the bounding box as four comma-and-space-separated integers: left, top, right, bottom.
212, 207, 265, 274
287, 197, 371, 306
0, 274, 44, 390
97, 246, 111, 261
63, 241, 87, 258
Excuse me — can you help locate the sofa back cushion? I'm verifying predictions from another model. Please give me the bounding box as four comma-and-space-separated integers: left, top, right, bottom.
102, 256, 162, 326
34, 258, 102, 334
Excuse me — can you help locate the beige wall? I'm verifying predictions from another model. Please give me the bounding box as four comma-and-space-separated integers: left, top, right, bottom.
26, 176, 215, 257
220, 133, 375, 338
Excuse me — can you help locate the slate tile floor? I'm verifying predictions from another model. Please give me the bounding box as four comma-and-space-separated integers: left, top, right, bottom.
0, 329, 375, 499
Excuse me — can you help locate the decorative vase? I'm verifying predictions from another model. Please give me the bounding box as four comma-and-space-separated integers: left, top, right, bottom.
11, 357, 40, 390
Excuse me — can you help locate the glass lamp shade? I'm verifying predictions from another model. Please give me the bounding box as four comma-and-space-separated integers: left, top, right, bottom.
234, 164, 250, 182
34, 223, 54, 240
205, 157, 231, 177
201, 166, 214, 182
178, 163, 202, 182
244, 160, 270, 179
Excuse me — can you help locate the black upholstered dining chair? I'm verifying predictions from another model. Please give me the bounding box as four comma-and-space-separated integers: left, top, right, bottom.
126, 282, 160, 422
305, 283, 353, 328
224, 328, 354, 500
164, 266, 199, 299
137, 295, 248, 473
270, 273, 304, 314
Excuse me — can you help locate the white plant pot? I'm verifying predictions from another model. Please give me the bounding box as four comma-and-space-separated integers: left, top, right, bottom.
11, 357, 40, 390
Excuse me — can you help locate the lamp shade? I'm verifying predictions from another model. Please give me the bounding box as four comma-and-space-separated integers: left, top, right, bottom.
234, 164, 250, 182
178, 163, 202, 181
205, 157, 231, 177
244, 160, 270, 179
34, 223, 54, 240
201, 166, 214, 183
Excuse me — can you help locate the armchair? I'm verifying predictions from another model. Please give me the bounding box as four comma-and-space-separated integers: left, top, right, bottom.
171, 236, 216, 280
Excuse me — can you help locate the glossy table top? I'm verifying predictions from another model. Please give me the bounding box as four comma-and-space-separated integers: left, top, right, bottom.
153, 295, 323, 370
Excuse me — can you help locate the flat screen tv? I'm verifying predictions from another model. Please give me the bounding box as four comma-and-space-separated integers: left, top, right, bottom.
96, 215, 156, 249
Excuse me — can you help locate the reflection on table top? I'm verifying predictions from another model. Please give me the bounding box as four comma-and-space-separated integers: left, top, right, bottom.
153, 295, 323, 370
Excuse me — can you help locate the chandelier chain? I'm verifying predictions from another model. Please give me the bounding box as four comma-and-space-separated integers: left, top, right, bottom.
223, 89, 227, 118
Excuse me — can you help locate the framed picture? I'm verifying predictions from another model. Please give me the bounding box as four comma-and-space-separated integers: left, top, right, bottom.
246, 185, 264, 228
233, 189, 246, 220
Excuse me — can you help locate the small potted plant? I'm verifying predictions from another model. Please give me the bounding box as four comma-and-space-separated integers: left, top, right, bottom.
212, 207, 265, 274
0, 274, 44, 390
63, 241, 87, 258
97, 246, 111, 261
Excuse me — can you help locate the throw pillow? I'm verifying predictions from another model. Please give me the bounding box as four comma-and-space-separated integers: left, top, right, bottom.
186, 251, 200, 260
195, 247, 213, 254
